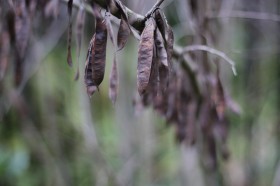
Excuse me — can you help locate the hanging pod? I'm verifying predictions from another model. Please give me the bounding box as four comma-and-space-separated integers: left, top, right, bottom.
137, 17, 156, 95
84, 14, 108, 97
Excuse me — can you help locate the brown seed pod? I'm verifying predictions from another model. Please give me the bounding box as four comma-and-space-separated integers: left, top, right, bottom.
92, 17, 107, 86
14, 0, 31, 85
117, 16, 130, 50
0, 31, 10, 80
166, 24, 174, 70
154, 9, 167, 42
141, 44, 158, 106
155, 29, 168, 67
137, 18, 156, 95
109, 55, 118, 104
154, 9, 174, 69
67, 0, 73, 67
214, 68, 226, 120
84, 35, 97, 96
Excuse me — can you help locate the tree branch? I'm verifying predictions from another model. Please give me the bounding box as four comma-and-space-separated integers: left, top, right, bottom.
181, 45, 237, 76
64, 0, 146, 31
144, 0, 165, 19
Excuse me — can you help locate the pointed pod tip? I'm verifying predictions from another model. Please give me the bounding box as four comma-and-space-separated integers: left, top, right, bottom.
67, 55, 73, 67
74, 70, 79, 81
87, 86, 97, 97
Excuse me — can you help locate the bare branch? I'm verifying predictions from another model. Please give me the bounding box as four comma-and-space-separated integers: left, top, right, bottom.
144, 0, 165, 19
62, 0, 145, 31
210, 10, 280, 22
181, 45, 237, 76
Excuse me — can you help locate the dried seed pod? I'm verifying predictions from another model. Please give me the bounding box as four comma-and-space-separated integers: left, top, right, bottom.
92, 17, 107, 86
166, 25, 174, 68
154, 9, 167, 42
14, 0, 31, 85
155, 29, 168, 66
67, 0, 73, 67
215, 70, 226, 120
109, 55, 118, 104
84, 15, 108, 97
84, 36, 96, 96
0, 31, 10, 80
137, 18, 156, 95
154, 9, 174, 69
117, 16, 130, 50
114, 0, 136, 42
142, 44, 158, 106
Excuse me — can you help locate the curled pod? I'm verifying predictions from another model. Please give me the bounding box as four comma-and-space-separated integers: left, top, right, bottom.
137, 17, 156, 95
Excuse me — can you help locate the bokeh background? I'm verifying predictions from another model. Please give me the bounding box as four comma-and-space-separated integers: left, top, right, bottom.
1, 0, 280, 185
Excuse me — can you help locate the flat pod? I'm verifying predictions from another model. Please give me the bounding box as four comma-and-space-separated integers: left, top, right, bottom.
166, 24, 174, 69
155, 29, 168, 67
137, 18, 156, 95
154, 9, 167, 42
109, 55, 118, 104
117, 16, 130, 50
154, 9, 174, 69
92, 17, 108, 86
67, 0, 73, 66
84, 35, 97, 96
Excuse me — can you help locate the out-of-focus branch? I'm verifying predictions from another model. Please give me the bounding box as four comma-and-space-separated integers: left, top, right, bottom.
181, 45, 237, 76
210, 10, 280, 22
63, 0, 145, 31
144, 0, 165, 18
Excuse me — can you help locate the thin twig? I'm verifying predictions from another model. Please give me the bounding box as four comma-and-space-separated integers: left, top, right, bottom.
210, 10, 280, 22
181, 45, 237, 76
144, 0, 165, 19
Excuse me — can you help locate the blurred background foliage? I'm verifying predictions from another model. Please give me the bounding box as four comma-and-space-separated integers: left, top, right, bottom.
1, 0, 280, 186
